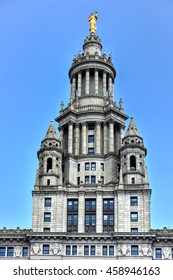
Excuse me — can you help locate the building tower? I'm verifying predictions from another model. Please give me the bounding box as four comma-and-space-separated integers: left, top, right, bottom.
32, 12, 151, 236
1, 12, 173, 261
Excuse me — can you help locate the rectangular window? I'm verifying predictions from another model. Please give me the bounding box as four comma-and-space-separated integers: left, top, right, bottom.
67, 214, 78, 226
77, 164, 80, 172
0, 247, 6, 257
85, 199, 96, 211
85, 162, 90, 171
43, 245, 50, 255
67, 199, 78, 232
88, 124, 94, 130
131, 177, 135, 184
44, 212, 51, 222
131, 212, 138, 222
91, 175, 96, 184
22, 247, 28, 257
155, 248, 162, 259
103, 199, 114, 233
47, 179, 50, 185
131, 228, 138, 232
91, 162, 96, 171
45, 197, 51, 207
72, 245, 77, 256
130, 197, 138, 206
90, 246, 95, 256
77, 177, 80, 185
85, 176, 89, 184
84, 245, 89, 256
172, 248, 173, 259
100, 163, 104, 171
103, 246, 108, 256
66, 245, 71, 256
7, 247, 14, 257
67, 199, 78, 211
101, 176, 104, 184
109, 246, 114, 256
88, 148, 94, 155
85, 199, 96, 232
88, 135, 94, 143
131, 245, 138, 256
43, 227, 50, 232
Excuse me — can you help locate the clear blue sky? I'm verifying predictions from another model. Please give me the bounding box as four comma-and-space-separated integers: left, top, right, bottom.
0, 0, 173, 230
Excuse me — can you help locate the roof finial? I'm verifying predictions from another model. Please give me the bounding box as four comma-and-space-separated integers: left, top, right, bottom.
88, 11, 98, 34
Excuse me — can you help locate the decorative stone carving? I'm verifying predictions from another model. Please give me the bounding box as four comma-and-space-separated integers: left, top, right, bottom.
51, 243, 62, 255
14, 246, 22, 257
140, 244, 152, 256
96, 245, 102, 256
31, 243, 41, 255
119, 244, 130, 256
78, 245, 83, 256
163, 248, 171, 259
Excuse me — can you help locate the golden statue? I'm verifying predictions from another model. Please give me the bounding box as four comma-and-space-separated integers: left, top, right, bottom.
88, 12, 98, 34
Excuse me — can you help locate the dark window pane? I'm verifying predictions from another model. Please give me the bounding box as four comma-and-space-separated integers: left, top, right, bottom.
66, 245, 71, 256
90, 246, 95, 256
43, 245, 50, 255
109, 246, 114, 256
88, 135, 94, 143
103, 246, 107, 256
7, 247, 14, 257
44, 212, 51, 222
131, 245, 138, 256
22, 247, 28, 257
84, 246, 89, 256
0, 247, 5, 257
72, 245, 77, 256
45, 198, 51, 207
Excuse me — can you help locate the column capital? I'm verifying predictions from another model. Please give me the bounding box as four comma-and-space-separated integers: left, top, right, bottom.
68, 120, 75, 125
108, 118, 115, 124
81, 121, 87, 127
103, 121, 108, 127
96, 121, 101, 126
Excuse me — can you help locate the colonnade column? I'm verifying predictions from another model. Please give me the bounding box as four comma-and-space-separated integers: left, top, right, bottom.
96, 121, 101, 154
86, 70, 90, 94
103, 72, 107, 97
96, 191, 103, 233
81, 122, 87, 155
95, 70, 99, 95
74, 123, 80, 156
71, 77, 76, 102
108, 76, 113, 100
59, 126, 64, 150
103, 122, 108, 155
68, 121, 73, 154
109, 120, 114, 153
78, 72, 82, 97
120, 125, 125, 144
78, 191, 85, 233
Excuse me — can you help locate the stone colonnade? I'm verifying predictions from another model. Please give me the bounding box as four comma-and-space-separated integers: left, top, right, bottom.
59, 121, 124, 156
70, 69, 114, 100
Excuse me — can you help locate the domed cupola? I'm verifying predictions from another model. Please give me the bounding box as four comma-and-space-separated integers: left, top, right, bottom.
68, 12, 116, 108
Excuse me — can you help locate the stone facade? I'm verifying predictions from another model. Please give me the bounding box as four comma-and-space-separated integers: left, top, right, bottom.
0, 17, 173, 260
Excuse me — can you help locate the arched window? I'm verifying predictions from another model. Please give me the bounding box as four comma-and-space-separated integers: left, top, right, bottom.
130, 155, 136, 170
47, 158, 52, 173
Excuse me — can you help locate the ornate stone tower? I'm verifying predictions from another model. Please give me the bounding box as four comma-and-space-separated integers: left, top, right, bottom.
32, 11, 151, 241
32, 121, 63, 231
2, 13, 173, 261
